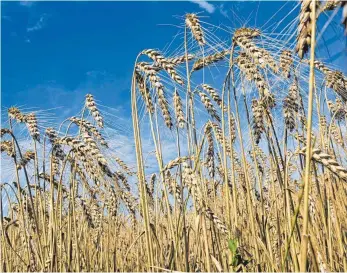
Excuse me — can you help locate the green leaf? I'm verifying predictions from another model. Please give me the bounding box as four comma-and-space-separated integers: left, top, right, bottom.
228, 239, 238, 253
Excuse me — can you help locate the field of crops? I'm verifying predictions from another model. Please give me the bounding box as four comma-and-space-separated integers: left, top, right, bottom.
1, 1, 347, 272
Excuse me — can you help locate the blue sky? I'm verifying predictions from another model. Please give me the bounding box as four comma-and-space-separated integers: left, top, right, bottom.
0, 1, 294, 114
1, 1, 346, 122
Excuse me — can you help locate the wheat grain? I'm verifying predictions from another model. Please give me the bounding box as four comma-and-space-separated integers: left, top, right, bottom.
198, 91, 221, 122
25, 113, 40, 141
136, 62, 173, 128
166, 54, 195, 65
135, 71, 155, 114
283, 82, 299, 132
191, 50, 229, 72
17, 151, 35, 170
296, 0, 318, 59
85, 94, 104, 128
185, 14, 205, 46
69, 116, 108, 147
280, 50, 293, 78
141, 49, 184, 85
1, 140, 15, 157
205, 125, 215, 178
251, 99, 265, 144
300, 147, 347, 179
8, 107, 26, 123
173, 89, 185, 128
201, 84, 227, 111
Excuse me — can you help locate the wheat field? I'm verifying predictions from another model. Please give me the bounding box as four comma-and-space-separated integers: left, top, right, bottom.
1, 1, 347, 272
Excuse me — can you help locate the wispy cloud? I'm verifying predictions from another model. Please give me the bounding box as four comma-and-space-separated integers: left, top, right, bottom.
27, 13, 49, 32
219, 4, 229, 18
189, 0, 215, 14
19, 1, 35, 8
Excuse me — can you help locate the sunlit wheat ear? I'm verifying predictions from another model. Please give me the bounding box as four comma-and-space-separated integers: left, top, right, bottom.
209, 121, 231, 155
16, 150, 35, 170
251, 99, 265, 144
144, 182, 154, 208
197, 91, 221, 122
236, 52, 275, 108
229, 114, 236, 144
319, 0, 340, 13
204, 125, 215, 178
1, 140, 15, 157
8, 107, 26, 122
106, 186, 119, 218
182, 162, 203, 209
327, 98, 346, 121
82, 132, 108, 169
1, 128, 11, 137
216, 165, 233, 191
25, 113, 40, 141
114, 157, 133, 176
166, 170, 182, 204
259, 48, 279, 73
234, 27, 261, 39
141, 49, 184, 85
280, 50, 293, 78
166, 54, 195, 65
173, 89, 185, 128
85, 94, 104, 128
163, 156, 190, 171
319, 115, 328, 138
233, 27, 266, 67
45, 128, 65, 161
296, 0, 319, 59
300, 147, 347, 179
283, 82, 299, 132
69, 116, 108, 147
135, 71, 155, 114
115, 171, 131, 191
120, 190, 137, 215
201, 84, 227, 111
185, 13, 205, 46
312, 60, 347, 99
80, 198, 95, 228
191, 50, 229, 72
330, 122, 344, 145
326, 72, 347, 101
58, 136, 100, 180
136, 62, 173, 128
204, 206, 228, 234
149, 173, 156, 195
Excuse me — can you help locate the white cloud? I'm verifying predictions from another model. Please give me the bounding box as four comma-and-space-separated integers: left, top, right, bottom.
27, 14, 49, 32
19, 1, 35, 7
189, 0, 215, 14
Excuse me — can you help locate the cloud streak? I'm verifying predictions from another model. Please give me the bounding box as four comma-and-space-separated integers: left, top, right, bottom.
189, 0, 215, 14
27, 14, 49, 32
19, 1, 35, 8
